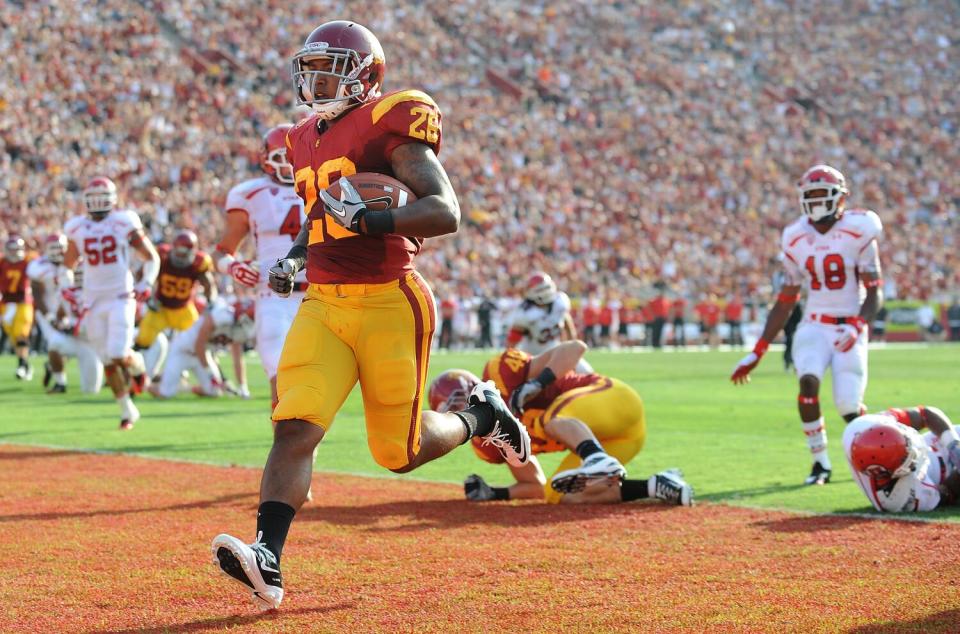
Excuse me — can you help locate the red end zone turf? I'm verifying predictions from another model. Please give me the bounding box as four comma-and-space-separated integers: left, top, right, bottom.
1, 445, 958, 632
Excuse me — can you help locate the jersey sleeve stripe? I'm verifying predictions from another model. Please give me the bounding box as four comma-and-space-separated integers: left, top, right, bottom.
225, 207, 249, 217
541, 377, 613, 424
244, 185, 272, 201
371, 90, 438, 125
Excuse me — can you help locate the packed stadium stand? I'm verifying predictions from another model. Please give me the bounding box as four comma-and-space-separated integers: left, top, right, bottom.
1, 1, 957, 340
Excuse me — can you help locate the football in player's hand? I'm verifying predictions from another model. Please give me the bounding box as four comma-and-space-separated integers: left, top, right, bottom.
324, 172, 417, 210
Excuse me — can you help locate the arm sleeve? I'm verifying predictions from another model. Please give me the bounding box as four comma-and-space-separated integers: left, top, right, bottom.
372, 90, 443, 159
482, 350, 532, 396
224, 184, 252, 216
856, 239, 881, 273
781, 253, 803, 286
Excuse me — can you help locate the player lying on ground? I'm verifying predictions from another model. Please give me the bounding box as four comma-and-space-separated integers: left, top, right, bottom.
430, 341, 693, 506
148, 299, 255, 399
843, 406, 960, 513
731, 165, 883, 486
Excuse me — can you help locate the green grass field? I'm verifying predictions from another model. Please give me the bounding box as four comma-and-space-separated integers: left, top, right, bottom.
2, 345, 958, 519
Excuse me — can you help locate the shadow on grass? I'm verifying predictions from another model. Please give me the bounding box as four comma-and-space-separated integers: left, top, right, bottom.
298, 497, 674, 531
0, 491, 257, 522
698, 482, 809, 502
0, 449, 80, 460
846, 609, 960, 633
88, 603, 356, 634
753, 514, 875, 533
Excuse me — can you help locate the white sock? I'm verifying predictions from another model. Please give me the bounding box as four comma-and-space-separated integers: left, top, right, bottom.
54, 371, 67, 385
117, 394, 133, 416
802, 417, 831, 469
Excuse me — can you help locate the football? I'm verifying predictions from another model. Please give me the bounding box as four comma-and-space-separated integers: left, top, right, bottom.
324, 172, 417, 210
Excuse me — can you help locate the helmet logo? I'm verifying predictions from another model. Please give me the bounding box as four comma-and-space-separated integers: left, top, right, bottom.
305, 41, 329, 51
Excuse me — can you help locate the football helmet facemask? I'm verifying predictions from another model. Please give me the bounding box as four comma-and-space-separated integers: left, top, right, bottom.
798, 164, 848, 224
170, 230, 199, 268
292, 20, 385, 121
83, 177, 119, 221
428, 369, 481, 414
44, 233, 67, 264
261, 124, 295, 185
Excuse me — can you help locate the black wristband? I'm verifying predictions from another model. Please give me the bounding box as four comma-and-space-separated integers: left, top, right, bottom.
285, 245, 307, 273
534, 367, 557, 387
362, 210, 395, 235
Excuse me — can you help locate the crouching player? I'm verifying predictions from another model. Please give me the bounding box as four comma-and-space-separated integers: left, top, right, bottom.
149, 299, 255, 399
430, 341, 693, 505
843, 406, 960, 512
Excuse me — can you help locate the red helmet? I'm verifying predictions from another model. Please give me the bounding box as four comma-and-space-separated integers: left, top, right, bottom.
291, 21, 385, 121
797, 165, 848, 223
44, 233, 67, 263
83, 176, 118, 220
850, 421, 921, 484
4, 236, 25, 262
428, 369, 480, 413
171, 230, 199, 268
261, 124, 294, 185
525, 272, 558, 305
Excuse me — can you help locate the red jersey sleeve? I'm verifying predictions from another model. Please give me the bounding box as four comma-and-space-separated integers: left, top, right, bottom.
370, 90, 442, 160
482, 349, 532, 398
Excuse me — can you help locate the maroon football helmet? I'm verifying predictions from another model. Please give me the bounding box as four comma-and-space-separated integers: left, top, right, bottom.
428, 369, 481, 414
4, 236, 26, 263
291, 21, 385, 121
171, 230, 198, 268
261, 124, 294, 185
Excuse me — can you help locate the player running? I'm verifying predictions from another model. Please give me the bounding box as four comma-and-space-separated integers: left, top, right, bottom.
214, 124, 306, 407
843, 406, 960, 512
211, 20, 529, 611
63, 176, 159, 429
1, 236, 36, 380
731, 165, 883, 485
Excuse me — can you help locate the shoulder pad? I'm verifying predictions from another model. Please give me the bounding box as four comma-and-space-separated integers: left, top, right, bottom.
371, 90, 440, 125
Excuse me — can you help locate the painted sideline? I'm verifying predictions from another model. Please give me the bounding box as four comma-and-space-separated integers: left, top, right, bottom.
3, 440, 957, 525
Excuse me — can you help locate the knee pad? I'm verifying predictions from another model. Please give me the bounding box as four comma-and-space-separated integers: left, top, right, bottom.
368, 434, 413, 471
369, 358, 417, 406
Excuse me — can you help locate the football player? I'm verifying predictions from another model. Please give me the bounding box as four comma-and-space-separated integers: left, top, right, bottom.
731, 165, 883, 486
26, 233, 70, 391
436, 342, 692, 506
135, 229, 216, 379
1, 236, 36, 380
212, 21, 529, 612
213, 124, 306, 407
843, 406, 960, 512
63, 176, 159, 429
149, 299, 255, 399
507, 272, 593, 373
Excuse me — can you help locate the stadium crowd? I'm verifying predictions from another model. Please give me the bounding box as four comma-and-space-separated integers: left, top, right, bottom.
1, 0, 958, 328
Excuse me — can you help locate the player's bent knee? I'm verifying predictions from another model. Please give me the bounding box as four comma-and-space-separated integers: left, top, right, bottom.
272, 385, 332, 429
369, 435, 414, 471
273, 418, 326, 453
798, 374, 820, 393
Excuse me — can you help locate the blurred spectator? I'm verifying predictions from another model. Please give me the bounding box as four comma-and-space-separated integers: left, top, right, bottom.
671, 294, 687, 348
872, 305, 888, 343
724, 293, 744, 347
439, 295, 457, 349
648, 289, 671, 349
476, 295, 496, 348
948, 298, 960, 342
695, 294, 721, 348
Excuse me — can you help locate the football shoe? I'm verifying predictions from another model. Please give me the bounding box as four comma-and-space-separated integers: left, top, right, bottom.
469, 380, 531, 467
650, 470, 694, 506
212, 533, 284, 611
550, 453, 627, 494
804, 462, 832, 486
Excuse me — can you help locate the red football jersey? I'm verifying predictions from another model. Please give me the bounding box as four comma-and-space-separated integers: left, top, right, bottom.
0, 257, 32, 304
482, 349, 603, 411
286, 89, 443, 284
155, 244, 213, 309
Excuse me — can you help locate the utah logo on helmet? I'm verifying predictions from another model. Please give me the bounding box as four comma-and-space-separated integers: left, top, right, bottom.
291, 21, 386, 121
525, 272, 558, 306
261, 124, 295, 184
797, 164, 848, 224
849, 421, 921, 486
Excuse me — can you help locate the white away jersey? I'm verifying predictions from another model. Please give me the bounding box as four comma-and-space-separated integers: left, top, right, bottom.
224, 176, 307, 290
174, 300, 253, 353
25, 256, 63, 314
843, 414, 954, 513
64, 209, 144, 298
780, 209, 882, 317
510, 291, 572, 355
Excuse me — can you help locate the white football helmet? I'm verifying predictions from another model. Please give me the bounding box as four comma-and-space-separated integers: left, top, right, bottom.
797, 165, 848, 223
524, 272, 558, 305
83, 177, 118, 220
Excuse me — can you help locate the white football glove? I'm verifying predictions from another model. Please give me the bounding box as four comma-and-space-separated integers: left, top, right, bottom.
834, 317, 867, 353
133, 280, 152, 303
229, 260, 260, 288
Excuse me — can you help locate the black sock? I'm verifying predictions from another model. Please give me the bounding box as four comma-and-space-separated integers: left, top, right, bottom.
18, 357, 27, 368
455, 405, 495, 441
620, 479, 650, 502
575, 439, 604, 460
491, 487, 510, 500
256, 501, 296, 560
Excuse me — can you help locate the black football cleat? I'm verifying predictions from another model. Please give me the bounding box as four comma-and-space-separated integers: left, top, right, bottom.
804, 462, 832, 486
212, 533, 284, 611
469, 380, 531, 467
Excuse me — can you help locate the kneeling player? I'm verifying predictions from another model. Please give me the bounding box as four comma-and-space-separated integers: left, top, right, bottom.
431, 341, 693, 505
843, 406, 960, 512
149, 299, 255, 399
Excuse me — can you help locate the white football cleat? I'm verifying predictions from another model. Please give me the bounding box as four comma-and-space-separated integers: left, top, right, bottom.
649, 470, 694, 506
212, 533, 284, 611
551, 453, 627, 494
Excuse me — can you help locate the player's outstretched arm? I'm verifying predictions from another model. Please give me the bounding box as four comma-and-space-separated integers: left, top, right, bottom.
131, 231, 160, 299
509, 341, 587, 414
730, 284, 800, 384
385, 142, 460, 238
506, 457, 547, 500
215, 211, 259, 288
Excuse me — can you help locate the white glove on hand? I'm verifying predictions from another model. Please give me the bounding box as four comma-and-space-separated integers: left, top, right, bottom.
508, 380, 544, 416
268, 259, 299, 297
834, 317, 867, 353
229, 260, 260, 288
133, 280, 152, 303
